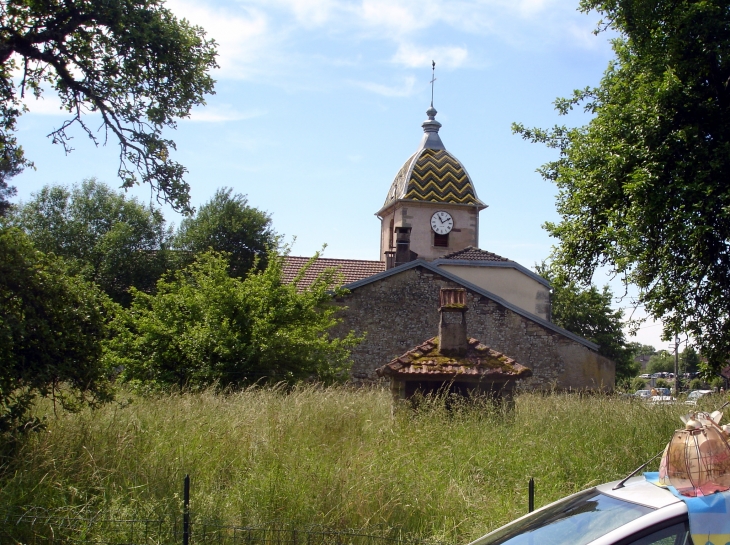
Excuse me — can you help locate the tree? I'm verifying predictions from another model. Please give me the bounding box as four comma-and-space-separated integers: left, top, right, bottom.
0, 226, 114, 434
514, 0, 730, 373
174, 188, 275, 278
11, 179, 173, 305
537, 263, 637, 381
647, 351, 674, 375
107, 251, 359, 388
627, 343, 656, 358
0, 0, 217, 213
680, 346, 700, 374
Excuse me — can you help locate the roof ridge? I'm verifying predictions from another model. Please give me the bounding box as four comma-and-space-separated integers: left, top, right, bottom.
441, 246, 509, 261
284, 256, 384, 264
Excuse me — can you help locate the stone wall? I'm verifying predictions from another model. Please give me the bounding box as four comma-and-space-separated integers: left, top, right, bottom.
331, 266, 615, 390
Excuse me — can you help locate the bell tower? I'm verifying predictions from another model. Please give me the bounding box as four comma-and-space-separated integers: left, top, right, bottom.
376, 76, 487, 267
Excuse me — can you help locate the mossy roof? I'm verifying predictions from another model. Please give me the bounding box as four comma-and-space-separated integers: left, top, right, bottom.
375, 337, 532, 382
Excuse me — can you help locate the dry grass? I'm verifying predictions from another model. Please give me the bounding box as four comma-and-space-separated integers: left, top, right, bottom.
0, 386, 702, 542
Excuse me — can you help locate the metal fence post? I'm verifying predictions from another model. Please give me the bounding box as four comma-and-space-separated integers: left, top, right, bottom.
528, 477, 535, 513
183, 474, 190, 545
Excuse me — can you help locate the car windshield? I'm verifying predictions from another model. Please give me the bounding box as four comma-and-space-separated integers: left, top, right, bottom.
470, 489, 653, 545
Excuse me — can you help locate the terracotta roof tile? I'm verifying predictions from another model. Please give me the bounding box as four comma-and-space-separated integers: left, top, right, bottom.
376, 337, 531, 381
441, 246, 509, 262
282, 256, 385, 289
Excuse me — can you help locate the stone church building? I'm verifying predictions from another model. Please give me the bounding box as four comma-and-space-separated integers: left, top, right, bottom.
283, 104, 615, 391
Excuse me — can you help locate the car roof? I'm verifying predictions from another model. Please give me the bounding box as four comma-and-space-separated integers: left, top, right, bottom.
597, 476, 682, 510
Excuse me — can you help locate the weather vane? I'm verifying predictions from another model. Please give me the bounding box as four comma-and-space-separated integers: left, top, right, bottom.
430, 60, 437, 108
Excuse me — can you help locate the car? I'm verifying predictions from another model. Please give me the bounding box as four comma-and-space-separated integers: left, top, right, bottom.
649, 395, 675, 404
639, 374, 651, 379
467, 475, 691, 545
634, 390, 651, 400
685, 390, 713, 405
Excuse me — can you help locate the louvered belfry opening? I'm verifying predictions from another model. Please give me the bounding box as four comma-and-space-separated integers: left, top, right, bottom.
438, 288, 468, 356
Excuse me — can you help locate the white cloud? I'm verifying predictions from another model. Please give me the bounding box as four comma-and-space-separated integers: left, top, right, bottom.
184, 106, 267, 122
166, 0, 273, 79
21, 92, 70, 116
351, 76, 416, 97
162, 0, 607, 86
391, 43, 468, 69
266, 0, 340, 27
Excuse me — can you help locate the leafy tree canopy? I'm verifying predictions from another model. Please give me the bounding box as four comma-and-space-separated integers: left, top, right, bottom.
680, 346, 700, 374
107, 250, 359, 388
514, 0, 730, 372
627, 342, 656, 358
537, 262, 638, 381
647, 351, 674, 375
11, 179, 172, 305
174, 188, 275, 278
0, 0, 218, 213
0, 226, 115, 434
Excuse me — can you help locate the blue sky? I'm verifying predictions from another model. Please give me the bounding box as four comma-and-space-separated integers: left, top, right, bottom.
11, 0, 671, 350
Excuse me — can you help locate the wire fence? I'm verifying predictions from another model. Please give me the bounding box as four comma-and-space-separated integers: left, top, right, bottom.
0, 507, 427, 545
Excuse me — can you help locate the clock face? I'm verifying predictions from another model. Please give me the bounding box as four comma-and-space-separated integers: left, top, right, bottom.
431, 211, 453, 235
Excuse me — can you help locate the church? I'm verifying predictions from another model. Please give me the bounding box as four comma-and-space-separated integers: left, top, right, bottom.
283, 101, 615, 391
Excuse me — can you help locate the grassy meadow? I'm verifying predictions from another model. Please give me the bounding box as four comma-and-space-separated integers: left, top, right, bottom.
0, 386, 710, 543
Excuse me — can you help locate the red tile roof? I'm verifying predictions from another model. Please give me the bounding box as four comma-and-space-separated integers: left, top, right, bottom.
376, 337, 531, 381
441, 246, 509, 262
282, 256, 385, 289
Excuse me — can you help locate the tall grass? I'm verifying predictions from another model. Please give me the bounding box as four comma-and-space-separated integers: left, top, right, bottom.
0, 386, 704, 542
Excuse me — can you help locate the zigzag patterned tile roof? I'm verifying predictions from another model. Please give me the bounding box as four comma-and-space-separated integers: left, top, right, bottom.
383, 106, 485, 209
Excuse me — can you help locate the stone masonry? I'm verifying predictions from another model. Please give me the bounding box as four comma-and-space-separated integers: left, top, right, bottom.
330, 264, 615, 391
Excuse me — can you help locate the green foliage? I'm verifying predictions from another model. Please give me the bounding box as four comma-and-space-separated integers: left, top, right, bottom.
0, 388, 686, 542
631, 377, 646, 391
537, 263, 636, 380
0, 0, 218, 212
647, 351, 674, 375
107, 251, 359, 388
627, 342, 656, 358
513, 0, 730, 373
709, 377, 725, 390
689, 378, 703, 390
655, 378, 670, 389
0, 226, 115, 434
680, 346, 700, 374
174, 188, 275, 278
12, 179, 173, 306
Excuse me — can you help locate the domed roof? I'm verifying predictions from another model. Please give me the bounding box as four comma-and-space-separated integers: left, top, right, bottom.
382, 107, 486, 210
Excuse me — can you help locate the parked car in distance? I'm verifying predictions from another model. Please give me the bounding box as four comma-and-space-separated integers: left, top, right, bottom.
639, 374, 651, 379
467, 476, 690, 545
634, 390, 651, 400
685, 390, 713, 405
655, 388, 671, 396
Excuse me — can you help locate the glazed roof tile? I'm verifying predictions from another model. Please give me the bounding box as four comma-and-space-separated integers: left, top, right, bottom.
376, 337, 532, 381
441, 246, 509, 262
282, 256, 385, 289
382, 108, 485, 211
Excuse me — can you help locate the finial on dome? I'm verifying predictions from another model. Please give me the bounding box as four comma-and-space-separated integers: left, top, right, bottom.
418, 61, 444, 150
429, 60, 437, 109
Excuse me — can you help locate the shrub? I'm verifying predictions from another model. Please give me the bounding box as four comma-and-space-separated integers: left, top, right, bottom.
631, 377, 647, 391
107, 251, 360, 388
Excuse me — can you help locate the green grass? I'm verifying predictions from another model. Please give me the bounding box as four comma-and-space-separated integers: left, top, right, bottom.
0, 386, 711, 542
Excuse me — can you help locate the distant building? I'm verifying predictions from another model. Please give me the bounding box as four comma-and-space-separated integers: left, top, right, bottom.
284, 102, 615, 391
